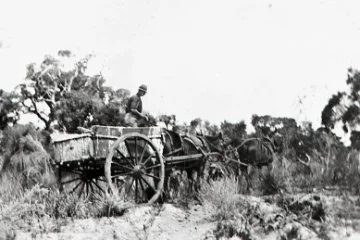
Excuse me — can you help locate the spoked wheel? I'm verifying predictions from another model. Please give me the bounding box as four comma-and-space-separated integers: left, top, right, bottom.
105, 133, 165, 204
57, 159, 107, 198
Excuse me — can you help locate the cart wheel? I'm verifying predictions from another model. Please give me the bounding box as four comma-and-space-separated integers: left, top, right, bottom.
105, 133, 165, 204
57, 159, 107, 198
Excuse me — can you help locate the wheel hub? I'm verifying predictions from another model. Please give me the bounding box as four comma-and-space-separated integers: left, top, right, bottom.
133, 165, 143, 177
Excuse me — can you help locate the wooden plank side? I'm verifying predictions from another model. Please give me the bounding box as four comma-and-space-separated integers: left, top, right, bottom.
122, 127, 162, 138
52, 136, 94, 163
92, 137, 116, 159
90, 125, 162, 138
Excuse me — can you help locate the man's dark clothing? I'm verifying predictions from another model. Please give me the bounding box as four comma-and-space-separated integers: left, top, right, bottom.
126, 95, 142, 114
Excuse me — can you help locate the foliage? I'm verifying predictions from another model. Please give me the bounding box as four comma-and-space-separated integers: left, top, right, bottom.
0, 89, 21, 129
92, 192, 133, 217
199, 177, 241, 221
252, 115, 295, 136
15, 50, 131, 131
203, 120, 220, 136
0, 124, 54, 198
91, 89, 130, 127
220, 120, 247, 141
321, 68, 360, 134
54, 90, 100, 132
18, 51, 92, 129
0, 184, 134, 238
251, 115, 298, 149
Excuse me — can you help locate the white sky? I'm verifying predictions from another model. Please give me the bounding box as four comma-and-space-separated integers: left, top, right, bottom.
1, 0, 360, 129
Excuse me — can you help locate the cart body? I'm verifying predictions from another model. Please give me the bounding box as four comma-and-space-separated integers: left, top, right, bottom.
51, 125, 164, 163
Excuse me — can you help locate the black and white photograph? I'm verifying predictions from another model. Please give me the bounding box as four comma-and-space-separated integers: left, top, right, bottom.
1, 0, 360, 239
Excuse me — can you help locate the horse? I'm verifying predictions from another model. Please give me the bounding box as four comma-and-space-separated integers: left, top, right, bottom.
225, 136, 277, 192
161, 129, 226, 200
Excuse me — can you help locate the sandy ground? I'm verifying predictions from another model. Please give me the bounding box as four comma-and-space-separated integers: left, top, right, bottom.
13, 193, 360, 240
15, 204, 216, 240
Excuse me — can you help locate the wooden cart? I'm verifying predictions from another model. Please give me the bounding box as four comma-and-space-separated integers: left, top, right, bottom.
52, 125, 213, 204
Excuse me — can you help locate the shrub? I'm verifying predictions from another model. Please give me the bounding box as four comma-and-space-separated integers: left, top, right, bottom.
0, 124, 56, 199
0, 186, 63, 237
92, 192, 133, 217
0, 185, 135, 238
199, 177, 242, 221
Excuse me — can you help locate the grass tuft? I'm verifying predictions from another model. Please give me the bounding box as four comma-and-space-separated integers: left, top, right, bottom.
199, 177, 243, 221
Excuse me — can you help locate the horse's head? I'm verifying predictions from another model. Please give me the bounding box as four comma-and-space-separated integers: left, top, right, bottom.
202, 132, 226, 153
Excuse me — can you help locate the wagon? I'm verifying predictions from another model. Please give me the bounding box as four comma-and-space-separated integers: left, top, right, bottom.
51, 125, 218, 204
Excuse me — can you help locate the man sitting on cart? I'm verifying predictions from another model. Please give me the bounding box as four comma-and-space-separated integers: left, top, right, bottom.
124, 84, 149, 127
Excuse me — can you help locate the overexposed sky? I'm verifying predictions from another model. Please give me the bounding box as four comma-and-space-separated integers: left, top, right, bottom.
1, 0, 360, 128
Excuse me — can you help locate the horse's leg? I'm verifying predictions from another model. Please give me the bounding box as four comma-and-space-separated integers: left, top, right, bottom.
197, 158, 207, 191
165, 169, 175, 202
245, 168, 252, 193
258, 166, 264, 182
240, 165, 251, 193
237, 167, 244, 193
185, 169, 194, 196
191, 170, 198, 193
163, 174, 170, 201
236, 166, 242, 191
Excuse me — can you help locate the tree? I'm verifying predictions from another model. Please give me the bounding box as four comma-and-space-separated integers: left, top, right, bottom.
321, 68, 360, 133
220, 120, 247, 141
18, 51, 93, 130
203, 120, 220, 136
251, 115, 297, 137
54, 91, 100, 132
91, 88, 131, 127
0, 89, 21, 129
17, 50, 131, 132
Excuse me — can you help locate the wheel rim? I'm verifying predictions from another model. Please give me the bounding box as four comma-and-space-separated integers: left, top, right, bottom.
105, 133, 165, 204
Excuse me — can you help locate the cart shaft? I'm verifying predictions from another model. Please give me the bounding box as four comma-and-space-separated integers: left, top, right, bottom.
165, 153, 204, 163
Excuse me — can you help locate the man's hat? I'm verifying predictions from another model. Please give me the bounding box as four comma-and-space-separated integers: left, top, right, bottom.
139, 84, 147, 93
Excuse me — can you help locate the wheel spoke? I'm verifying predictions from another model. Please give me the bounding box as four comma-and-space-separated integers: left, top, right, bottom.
111, 161, 134, 171
140, 176, 157, 192
135, 179, 139, 203
139, 141, 148, 163
143, 173, 160, 180
116, 149, 134, 167
78, 182, 86, 198
124, 139, 133, 159
141, 155, 156, 166
134, 137, 138, 165
70, 180, 82, 194
89, 181, 95, 194
86, 181, 90, 197
65, 169, 84, 175
92, 179, 105, 193
145, 164, 161, 171
61, 177, 82, 185
115, 148, 126, 158
139, 177, 146, 192
110, 172, 132, 179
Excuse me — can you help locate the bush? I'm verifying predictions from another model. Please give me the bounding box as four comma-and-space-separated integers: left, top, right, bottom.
92, 192, 133, 217
0, 186, 64, 237
0, 185, 134, 238
0, 124, 56, 199
199, 177, 242, 221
